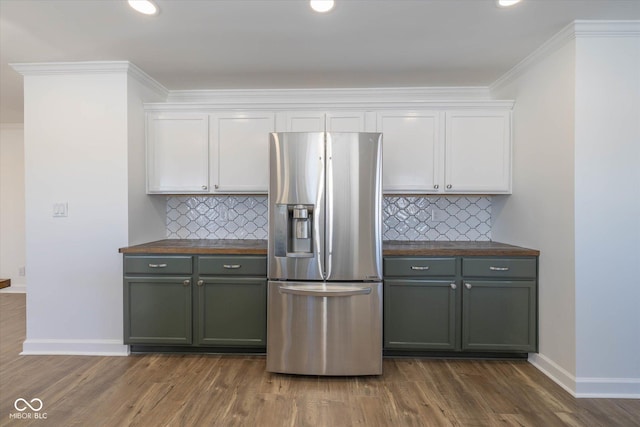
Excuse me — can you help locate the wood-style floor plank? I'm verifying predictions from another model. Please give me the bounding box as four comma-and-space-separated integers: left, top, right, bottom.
1, 293, 638, 426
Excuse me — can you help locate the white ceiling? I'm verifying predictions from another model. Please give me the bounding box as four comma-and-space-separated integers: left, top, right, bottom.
1, 0, 639, 123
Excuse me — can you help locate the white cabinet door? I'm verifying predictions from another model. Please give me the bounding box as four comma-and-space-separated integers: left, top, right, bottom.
326, 112, 367, 132
376, 111, 443, 193
282, 111, 326, 132
280, 111, 367, 132
210, 112, 276, 193
445, 111, 511, 194
147, 113, 209, 193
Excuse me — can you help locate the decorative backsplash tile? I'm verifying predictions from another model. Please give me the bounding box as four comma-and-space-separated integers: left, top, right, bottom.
383, 196, 491, 241
167, 195, 491, 241
167, 196, 268, 239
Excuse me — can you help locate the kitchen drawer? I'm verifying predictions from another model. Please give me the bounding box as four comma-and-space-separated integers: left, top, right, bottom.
462, 257, 536, 278
124, 256, 193, 275
384, 257, 457, 277
199, 256, 267, 276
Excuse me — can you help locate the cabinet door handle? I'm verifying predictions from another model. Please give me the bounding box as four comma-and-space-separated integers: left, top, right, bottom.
489, 266, 510, 271
465, 283, 472, 289
446, 184, 452, 189
433, 184, 439, 189
201, 185, 208, 190
450, 283, 457, 289
223, 264, 241, 269
148, 263, 167, 268
183, 279, 190, 286
411, 266, 430, 271
214, 184, 219, 189
197, 280, 204, 286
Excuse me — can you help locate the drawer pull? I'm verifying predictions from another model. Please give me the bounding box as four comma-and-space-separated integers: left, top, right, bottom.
223, 264, 241, 269
197, 280, 204, 286
148, 263, 168, 268
450, 283, 457, 290
489, 266, 510, 271
465, 283, 472, 289
183, 279, 190, 286
410, 266, 430, 271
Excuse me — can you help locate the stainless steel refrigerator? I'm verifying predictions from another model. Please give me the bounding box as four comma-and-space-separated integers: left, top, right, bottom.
266, 132, 383, 376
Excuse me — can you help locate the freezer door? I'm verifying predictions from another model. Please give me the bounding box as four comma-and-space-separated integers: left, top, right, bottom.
266, 280, 383, 376
326, 133, 383, 281
268, 132, 325, 281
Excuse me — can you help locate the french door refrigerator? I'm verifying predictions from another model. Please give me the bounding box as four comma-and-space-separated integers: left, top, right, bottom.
267, 132, 383, 376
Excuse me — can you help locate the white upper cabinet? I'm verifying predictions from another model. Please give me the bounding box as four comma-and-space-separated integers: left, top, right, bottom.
377, 109, 511, 194
145, 95, 512, 195
444, 110, 511, 194
377, 111, 443, 193
279, 111, 368, 132
281, 111, 325, 132
146, 111, 275, 194
210, 112, 275, 193
147, 112, 210, 193
326, 112, 368, 132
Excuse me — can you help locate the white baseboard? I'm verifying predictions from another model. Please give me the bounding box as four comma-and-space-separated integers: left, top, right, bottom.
575, 377, 640, 398
529, 353, 577, 396
529, 353, 640, 398
0, 284, 26, 293
21, 339, 130, 356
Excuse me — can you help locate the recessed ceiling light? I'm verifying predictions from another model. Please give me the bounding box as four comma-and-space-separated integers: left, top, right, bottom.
497, 0, 522, 6
310, 0, 335, 13
128, 0, 159, 15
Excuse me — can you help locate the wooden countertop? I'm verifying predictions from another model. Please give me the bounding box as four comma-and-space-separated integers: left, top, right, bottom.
383, 240, 539, 256
120, 239, 539, 257
119, 239, 268, 255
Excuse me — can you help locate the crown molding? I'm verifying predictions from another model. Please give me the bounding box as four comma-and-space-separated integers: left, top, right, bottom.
490, 22, 577, 93
154, 86, 512, 111
574, 20, 640, 37
11, 60, 133, 75
146, 99, 514, 112
126, 63, 169, 99
166, 86, 492, 104
10, 61, 168, 99
490, 20, 640, 93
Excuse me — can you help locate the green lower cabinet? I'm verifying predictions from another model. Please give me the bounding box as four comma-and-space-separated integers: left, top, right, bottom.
124, 277, 193, 345
123, 254, 267, 351
196, 277, 267, 347
462, 280, 537, 352
384, 279, 458, 350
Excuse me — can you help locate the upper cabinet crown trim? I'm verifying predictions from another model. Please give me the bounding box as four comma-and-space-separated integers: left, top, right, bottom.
147, 87, 514, 111
166, 86, 492, 104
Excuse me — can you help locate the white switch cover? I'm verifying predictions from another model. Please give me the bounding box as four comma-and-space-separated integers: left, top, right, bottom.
53, 202, 68, 217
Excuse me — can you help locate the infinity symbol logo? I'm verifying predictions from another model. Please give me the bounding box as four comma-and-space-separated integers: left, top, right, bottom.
14, 398, 43, 412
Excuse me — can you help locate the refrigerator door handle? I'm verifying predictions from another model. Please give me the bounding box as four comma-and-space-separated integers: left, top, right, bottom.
278, 285, 372, 297
325, 134, 333, 279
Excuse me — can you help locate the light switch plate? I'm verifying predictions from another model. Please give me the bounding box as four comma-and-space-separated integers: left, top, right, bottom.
53, 202, 68, 217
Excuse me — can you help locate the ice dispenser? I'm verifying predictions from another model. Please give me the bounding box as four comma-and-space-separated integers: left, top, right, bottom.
274, 204, 314, 258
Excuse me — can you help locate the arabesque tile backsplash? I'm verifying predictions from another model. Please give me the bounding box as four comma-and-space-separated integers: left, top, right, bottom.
167, 196, 491, 241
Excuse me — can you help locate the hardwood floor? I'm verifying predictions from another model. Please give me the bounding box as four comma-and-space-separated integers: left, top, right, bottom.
1, 293, 638, 426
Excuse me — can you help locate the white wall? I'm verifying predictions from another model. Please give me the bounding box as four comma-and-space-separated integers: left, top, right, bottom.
492, 22, 640, 397
16, 62, 168, 355
491, 41, 578, 392
22, 70, 130, 354
574, 35, 640, 396
0, 124, 26, 291
127, 74, 166, 244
